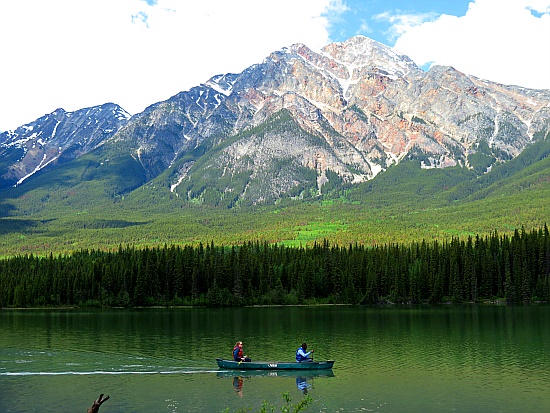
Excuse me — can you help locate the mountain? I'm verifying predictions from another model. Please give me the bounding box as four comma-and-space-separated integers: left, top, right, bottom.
1, 36, 549, 209
0, 103, 130, 187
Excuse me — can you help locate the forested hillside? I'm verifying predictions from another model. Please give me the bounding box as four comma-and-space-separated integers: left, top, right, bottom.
2, 134, 549, 257
1, 226, 548, 308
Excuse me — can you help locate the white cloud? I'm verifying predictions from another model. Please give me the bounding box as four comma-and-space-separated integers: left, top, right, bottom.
0, 0, 341, 131
389, 0, 550, 89
373, 10, 439, 41
355, 19, 373, 36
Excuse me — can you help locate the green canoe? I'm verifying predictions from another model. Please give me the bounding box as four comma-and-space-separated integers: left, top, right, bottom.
216, 358, 334, 370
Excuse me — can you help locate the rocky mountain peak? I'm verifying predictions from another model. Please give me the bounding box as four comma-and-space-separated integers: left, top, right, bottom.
321, 35, 420, 78
51, 108, 68, 117
1, 36, 548, 208
0, 103, 130, 187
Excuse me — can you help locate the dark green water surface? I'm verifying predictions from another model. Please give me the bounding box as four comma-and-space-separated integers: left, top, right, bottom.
1, 305, 549, 412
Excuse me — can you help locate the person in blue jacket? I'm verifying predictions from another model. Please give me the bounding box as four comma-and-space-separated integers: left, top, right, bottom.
296, 342, 314, 362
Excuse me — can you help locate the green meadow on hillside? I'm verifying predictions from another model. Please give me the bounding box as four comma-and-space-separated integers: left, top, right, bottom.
1, 138, 549, 256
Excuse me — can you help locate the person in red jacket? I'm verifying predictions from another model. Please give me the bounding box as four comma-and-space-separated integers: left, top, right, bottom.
233, 341, 251, 362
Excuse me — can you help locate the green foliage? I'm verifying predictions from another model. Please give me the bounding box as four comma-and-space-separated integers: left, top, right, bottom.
411, 116, 427, 125
1, 226, 548, 308
1, 124, 549, 258
347, 105, 370, 123
468, 151, 495, 174
467, 139, 499, 175
349, 160, 474, 207
448, 137, 550, 201
223, 392, 312, 413
1, 143, 147, 214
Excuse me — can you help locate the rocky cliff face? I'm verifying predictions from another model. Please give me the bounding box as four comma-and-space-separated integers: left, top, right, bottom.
122, 35, 548, 205
0, 103, 129, 187
2, 36, 549, 206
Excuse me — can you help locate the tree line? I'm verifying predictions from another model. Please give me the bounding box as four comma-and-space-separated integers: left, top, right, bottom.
1, 226, 549, 308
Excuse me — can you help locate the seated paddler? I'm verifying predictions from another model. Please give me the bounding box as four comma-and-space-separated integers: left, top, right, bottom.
233, 341, 251, 362
296, 342, 314, 362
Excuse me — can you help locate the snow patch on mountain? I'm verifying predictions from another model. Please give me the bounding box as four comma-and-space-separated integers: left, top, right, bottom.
16, 153, 59, 186
320, 35, 418, 79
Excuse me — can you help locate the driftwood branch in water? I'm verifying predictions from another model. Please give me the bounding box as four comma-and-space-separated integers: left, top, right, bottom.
87, 394, 110, 413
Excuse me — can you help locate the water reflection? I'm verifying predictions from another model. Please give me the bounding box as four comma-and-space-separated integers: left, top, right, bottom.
1, 306, 549, 413
295, 376, 311, 394
232, 376, 244, 397
218, 369, 334, 397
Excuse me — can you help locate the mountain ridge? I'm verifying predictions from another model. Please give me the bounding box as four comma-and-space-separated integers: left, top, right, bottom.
0, 103, 129, 187
1, 35, 549, 210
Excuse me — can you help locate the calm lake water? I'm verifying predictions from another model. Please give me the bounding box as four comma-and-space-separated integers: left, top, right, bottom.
1, 305, 549, 412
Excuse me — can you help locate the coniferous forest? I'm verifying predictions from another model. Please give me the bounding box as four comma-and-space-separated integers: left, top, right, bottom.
1, 226, 549, 308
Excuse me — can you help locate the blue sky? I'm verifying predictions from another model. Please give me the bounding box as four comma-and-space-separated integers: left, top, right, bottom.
0, 0, 549, 132
328, 0, 469, 45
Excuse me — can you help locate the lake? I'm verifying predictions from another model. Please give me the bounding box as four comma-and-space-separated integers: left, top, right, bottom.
1, 305, 549, 412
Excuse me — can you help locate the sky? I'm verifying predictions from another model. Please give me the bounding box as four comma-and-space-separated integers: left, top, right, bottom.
0, 0, 549, 132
